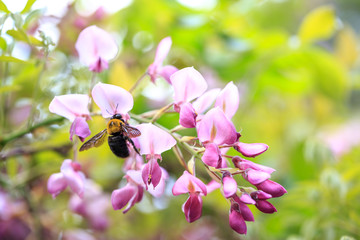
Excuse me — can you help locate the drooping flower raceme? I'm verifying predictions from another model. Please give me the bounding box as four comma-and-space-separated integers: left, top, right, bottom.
47, 159, 86, 198
75, 25, 118, 73
49, 94, 91, 142
148, 37, 178, 84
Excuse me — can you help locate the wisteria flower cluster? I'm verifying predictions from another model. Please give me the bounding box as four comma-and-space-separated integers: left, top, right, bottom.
47, 25, 286, 235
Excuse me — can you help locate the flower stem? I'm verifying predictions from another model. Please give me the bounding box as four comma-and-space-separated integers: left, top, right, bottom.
129, 72, 147, 93
88, 72, 97, 112
0, 116, 65, 149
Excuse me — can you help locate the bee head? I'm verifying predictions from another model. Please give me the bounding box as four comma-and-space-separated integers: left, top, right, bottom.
111, 114, 123, 120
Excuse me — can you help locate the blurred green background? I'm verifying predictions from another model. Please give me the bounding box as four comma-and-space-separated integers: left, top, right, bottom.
1, 0, 360, 239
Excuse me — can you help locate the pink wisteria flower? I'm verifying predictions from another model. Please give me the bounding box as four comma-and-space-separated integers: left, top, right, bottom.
69, 180, 110, 230
233, 142, 269, 158
49, 94, 91, 142
148, 37, 178, 84
47, 159, 86, 198
214, 81, 239, 119
91, 82, 134, 119
171, 67, 208, 112
75, 25, 118, 72
229, 195, 255, 234
172, 171, 208, 223
135, 123, 176, 188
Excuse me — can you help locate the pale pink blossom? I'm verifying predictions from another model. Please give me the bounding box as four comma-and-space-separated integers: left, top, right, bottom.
75, 25, 118, 72
47, 159, 86, 198
192, 88, 221, 115
197, 107, 238, 145
148, 37, 178, 83
92, 82, 134, 118
214, 81, 239, 119
135, 123, 176, 188
49, 94, 91, 141
222, 172, 238, 198
171, 67, 208, 111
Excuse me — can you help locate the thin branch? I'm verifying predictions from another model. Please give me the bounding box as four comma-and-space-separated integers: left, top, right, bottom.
0, 116, 65, 149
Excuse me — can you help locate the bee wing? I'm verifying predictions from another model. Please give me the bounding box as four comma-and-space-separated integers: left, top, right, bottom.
79, 129, 108, 152
123, 125, 141, 138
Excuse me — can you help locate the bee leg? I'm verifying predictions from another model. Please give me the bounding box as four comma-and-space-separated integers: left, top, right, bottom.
125, 136, 141, 156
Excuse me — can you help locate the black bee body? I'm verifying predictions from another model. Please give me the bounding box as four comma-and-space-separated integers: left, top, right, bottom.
79, 114, 141, 158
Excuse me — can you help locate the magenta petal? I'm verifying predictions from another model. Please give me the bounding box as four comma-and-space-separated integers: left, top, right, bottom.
136, 123, 176, 155
215, 81, 239, 119
192, 88, 221, 115
159, 65, 178, 84
179, 102, 197, 128
244, 169, 271, 185
239, 202, 254, 222
234, 142, 269, 157
75, 25, 118, 71
49, 94, 90, 121
70, 117, 91, 142
197, 107, 238, 145
122, 186, 144, 214
60, 160, 85, 198
148, 167, 168, 197
239, 193, 256, 205
172, 171, 207, 196
111, 184, 136, 211
232, 156, 275, 174
223, 175, 238, 198
183, 193, 203, 223
170, 67, 208, 105
47, 173, 67, 198
201, 143, 222, 168
92, 82, 134, 118
142, 158, 162, 188
255, 180, 287, 198
255, 200, 277, 214
250, 190, 272, 200
229, 205, 247, 234
89, 57, 109, 73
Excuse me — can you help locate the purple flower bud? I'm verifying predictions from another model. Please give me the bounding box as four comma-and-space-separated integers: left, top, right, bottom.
255, 180, 287, 198
255, 200, 277, 214
179, 102, 197, 128
182, 193, 203, 223
222, 172, 238, 198
233, 142, 269, 157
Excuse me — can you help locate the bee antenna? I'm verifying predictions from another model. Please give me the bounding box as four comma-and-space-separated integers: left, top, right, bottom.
115, 103, 119, 112
106, 109, 112, 115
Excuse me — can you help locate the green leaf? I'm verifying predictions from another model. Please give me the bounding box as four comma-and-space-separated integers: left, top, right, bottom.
6, 29, 42, 46
298, 5, 336, 43
11, 13, 23, 29
0, 0, 10, 13
21, 0, 37, 14
0, 55, 26, 63
24, 8, 44, 29
0, 37, 6, 50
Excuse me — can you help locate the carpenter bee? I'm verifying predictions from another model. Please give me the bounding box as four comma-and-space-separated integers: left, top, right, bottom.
79, 114, 141, 158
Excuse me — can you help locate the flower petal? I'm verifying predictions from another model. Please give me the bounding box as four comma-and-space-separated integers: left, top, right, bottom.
142, 158, 162, 188
222, 174, 238, 198
214, 81, 239, 119
197, 107, 238, 145
70, 117, 91, 142
153, 37, 172, 66
192, 88, 221, 115
255, 200, 277, 214
201, 143, 222, 168
148, 167, 168, 197
111, 184, 136, 211
234, 142, 269, 158
172, 171, 207, 196
179, 102, 197, 128
183, 193, 203, 223
171, 67, 208, 105
136, 123, 176, 155
47, 173, 67, 198
255, 180, 287, 198
60, 160, 85, 198
159, 65, 178, 84
49, 94, 90, 121
92, 82, 134, 118
244, 169, 271, 185
229, 205, 247, 234
232, 156, 276, 174
75, 25, 118, 71
206, 180, 221, 194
